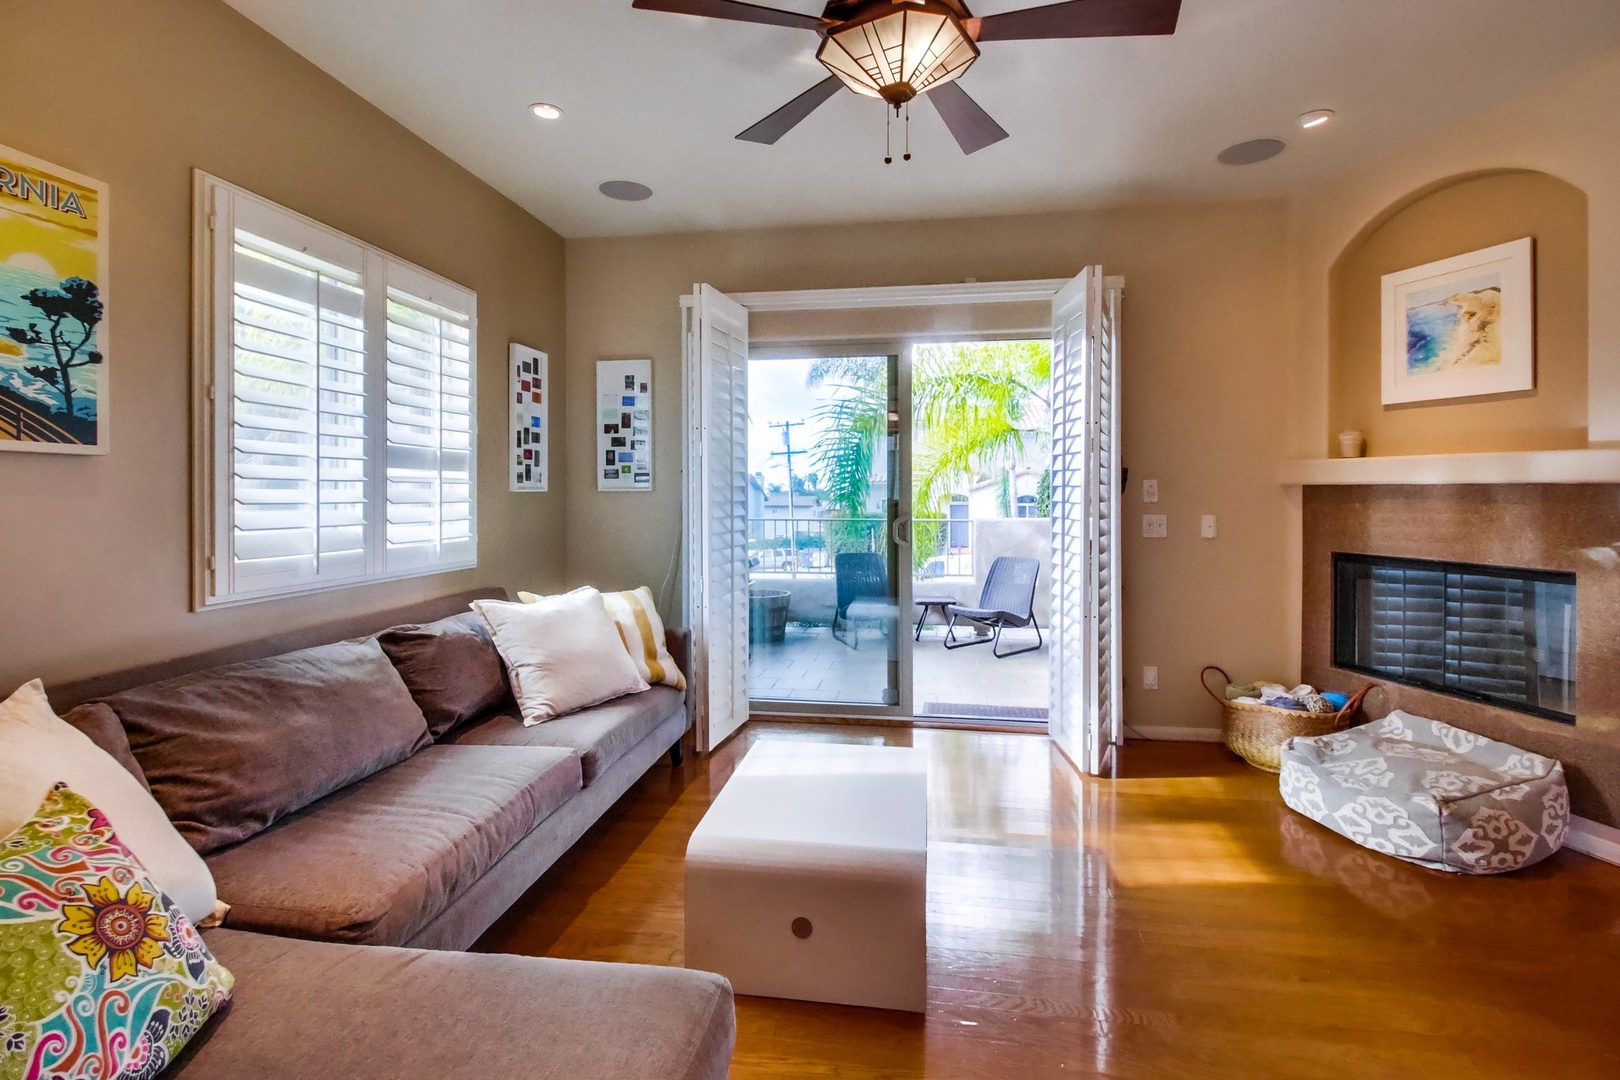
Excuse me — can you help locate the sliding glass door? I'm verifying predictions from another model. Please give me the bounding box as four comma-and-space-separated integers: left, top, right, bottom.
744, 337, 1060, 726
745, 349, 906, 713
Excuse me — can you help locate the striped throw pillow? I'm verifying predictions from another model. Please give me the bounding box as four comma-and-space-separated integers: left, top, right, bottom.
602, 587, 686, 691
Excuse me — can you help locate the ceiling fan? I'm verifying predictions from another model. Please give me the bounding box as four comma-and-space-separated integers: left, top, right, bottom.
631, 0, 1182, 157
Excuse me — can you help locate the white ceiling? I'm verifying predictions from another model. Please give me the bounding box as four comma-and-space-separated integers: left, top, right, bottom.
224, 0, 1620, 238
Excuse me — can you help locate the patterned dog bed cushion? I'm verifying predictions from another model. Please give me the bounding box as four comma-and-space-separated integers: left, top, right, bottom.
1280, 710, 1569, 874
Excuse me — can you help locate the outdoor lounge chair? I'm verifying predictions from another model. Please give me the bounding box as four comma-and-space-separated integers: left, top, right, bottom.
944, 556, 1042, 658
832, 551, 889, 649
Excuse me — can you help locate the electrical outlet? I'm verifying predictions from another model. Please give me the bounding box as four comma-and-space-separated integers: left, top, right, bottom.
1143, 666, 1159, 690
1143, 478, 1159, 503
1201, 514, 1217, 539
1142, 514, 1167, 538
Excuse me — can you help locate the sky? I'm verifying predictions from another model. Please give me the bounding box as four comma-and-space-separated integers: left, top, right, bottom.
747, 356, 885, 492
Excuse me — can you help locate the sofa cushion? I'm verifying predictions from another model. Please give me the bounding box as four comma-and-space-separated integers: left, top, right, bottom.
178, 929, 734, 1080
59, 699, 150, 789
448, 684, 684, 785
102, 639, 433, 854
205, 745, 581, 946
377, 612, 512, 738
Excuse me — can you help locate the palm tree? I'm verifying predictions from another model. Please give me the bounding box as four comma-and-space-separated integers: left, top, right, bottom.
807, 341, 1051, 569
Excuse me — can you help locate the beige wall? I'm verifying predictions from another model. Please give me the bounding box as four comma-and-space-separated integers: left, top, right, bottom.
0, 0, 568, 693
565, 203, 1295, 734
1291, 47, 1620, 459
1329, 171, 1589, 455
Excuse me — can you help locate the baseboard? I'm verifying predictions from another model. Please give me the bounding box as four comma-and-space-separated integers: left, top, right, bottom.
1567, 816, 1620, 867
1127, 725, 1224, 743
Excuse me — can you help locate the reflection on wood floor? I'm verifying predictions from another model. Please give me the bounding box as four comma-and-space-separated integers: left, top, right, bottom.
475, 722, 1620, 1079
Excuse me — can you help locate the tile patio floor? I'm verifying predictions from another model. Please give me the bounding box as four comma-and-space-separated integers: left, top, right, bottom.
748, 620, 1048, 720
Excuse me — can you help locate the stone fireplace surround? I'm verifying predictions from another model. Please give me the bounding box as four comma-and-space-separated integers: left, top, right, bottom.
1301, 483, 1620, 829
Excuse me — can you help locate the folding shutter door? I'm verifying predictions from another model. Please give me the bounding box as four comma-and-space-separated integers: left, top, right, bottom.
1049, 266, 1123, 776
1091, 281, 1124, 769
1048, 267, 1096, 772
684, 284, 751, 752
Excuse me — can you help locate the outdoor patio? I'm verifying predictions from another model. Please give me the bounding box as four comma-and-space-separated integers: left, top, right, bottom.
748, 619, 1049, 720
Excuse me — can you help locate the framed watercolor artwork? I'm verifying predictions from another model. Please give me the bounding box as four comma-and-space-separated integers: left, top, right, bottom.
510, 343, 548, 491
0, 144, 109, 454
1381, 237, 1534, 405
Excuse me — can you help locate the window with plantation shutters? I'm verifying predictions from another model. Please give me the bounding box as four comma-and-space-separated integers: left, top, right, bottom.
195, 174, 477, 606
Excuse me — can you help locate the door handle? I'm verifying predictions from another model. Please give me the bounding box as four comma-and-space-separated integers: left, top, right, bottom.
894, 515, 912, 546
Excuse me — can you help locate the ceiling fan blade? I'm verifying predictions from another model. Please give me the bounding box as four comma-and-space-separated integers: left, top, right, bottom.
926, 82, 1009, 155
736, 76, 844, 145
631, 0, 829, 31
971, 0, 1182, 41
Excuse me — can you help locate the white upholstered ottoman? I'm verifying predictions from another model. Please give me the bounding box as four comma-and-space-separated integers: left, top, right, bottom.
684, 740, 927, 1012
1280, 711, 1569, 874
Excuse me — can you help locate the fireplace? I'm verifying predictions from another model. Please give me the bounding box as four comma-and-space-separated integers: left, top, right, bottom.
1331, 552, 1576, 723
1301, 483, 1620, 828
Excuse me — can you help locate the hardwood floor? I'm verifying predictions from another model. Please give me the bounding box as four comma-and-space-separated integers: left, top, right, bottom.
475, 723, 1620, 1079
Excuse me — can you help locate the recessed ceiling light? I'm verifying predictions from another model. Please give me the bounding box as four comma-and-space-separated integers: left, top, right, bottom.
599, 180, 653, 202
1217, 138, 1286, 166
529, 102, 563, 120
1297, 109, 1336, 130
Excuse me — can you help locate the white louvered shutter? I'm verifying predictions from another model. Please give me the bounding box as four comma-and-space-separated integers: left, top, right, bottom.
383, 267, 478, 575
1049, 267, 1123, 776
683, 284, 750, 752
226, 216, 369, 595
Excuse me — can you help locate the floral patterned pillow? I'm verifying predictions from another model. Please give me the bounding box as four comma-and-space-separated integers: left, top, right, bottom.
0, 783, 234, 1080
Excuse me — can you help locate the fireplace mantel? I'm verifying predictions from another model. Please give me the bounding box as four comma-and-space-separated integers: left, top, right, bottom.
1279, 448, 1620, 487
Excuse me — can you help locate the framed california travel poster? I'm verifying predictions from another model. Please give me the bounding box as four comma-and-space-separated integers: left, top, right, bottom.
0, 144, 108, 454
1381, 237, 1533, 406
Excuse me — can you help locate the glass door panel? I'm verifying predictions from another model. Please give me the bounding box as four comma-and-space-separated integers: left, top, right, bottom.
746, 354, 901, 709
909, 339, 1053, 724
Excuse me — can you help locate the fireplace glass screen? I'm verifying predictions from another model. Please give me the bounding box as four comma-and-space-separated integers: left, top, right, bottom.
1333, 553, 1576, 723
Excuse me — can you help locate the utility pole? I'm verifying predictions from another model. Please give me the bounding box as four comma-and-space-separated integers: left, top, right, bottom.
770, 420, 807, 573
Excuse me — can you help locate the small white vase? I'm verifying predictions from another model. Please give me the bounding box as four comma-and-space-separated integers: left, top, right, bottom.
1338, 431, 1365, 458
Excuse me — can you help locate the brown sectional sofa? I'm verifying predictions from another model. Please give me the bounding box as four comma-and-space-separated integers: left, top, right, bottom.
45, 588, 734, 1080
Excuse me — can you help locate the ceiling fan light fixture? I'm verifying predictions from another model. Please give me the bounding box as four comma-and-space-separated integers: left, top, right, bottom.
816, 1, 979, 107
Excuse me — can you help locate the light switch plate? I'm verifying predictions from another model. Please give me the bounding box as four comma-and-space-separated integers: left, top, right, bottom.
1201, 514, 1217, 539
1143, 666, 1159, 691
1143, 479, 1159, 503
1142, 514, 1167, 538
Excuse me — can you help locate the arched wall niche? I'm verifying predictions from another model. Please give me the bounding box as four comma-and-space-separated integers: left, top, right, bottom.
1327, 169, 1589, 456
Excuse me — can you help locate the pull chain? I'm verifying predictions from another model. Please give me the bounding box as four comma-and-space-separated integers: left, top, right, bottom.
885, 103, 913, 165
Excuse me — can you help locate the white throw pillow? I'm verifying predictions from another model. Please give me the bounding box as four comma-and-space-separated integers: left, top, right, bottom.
473, 590, 650, 725
0, 679, 219, 924
520, 585, 686, 691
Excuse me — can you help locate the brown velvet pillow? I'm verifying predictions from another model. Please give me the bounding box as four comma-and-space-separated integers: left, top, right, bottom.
101, 638, 432, 854
59, 700, 151, 791
377, 612, 512, 739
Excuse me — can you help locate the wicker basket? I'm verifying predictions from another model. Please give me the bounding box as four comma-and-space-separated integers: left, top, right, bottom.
1200, 666, 1373, 773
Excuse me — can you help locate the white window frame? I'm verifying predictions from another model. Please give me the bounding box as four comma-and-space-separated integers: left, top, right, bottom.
191, 172, 478, 608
